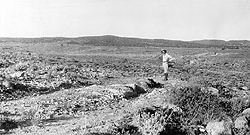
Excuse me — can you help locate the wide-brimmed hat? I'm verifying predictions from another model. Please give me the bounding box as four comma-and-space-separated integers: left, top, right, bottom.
161, 49, 167, 53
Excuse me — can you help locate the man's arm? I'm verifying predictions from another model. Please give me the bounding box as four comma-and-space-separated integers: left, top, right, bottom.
153, 54, 161, 59
168, 54, 175, 62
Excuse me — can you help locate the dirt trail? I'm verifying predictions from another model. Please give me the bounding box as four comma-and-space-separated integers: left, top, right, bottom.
1, 77, 187, 135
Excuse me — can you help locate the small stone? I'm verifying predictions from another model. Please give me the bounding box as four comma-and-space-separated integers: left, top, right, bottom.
207, 87, 219, 96
189, 60, 197, 65
10, 71, 24, 78
2, 80, 11, 88
241, 86, 248, 91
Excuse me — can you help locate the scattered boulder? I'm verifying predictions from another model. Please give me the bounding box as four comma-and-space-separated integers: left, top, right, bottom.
136, 80, 151, 92
234, 108, 250, 130
148, 78, 164, 88
150, 77, 166, 86
234, 116, 249, 130
240, 86, 248, 91
207, 87, 219, 96
206, 118, 233, 135
107, 84, 146, 100
242, 108, 250, 115
123, 84, 146, 100
1, 80, 12, 89
136, 78, 164, 91
123, 91, 139, 100
9, 71, 24, 79
189, 59, 197, 65
126, 84, 146, 95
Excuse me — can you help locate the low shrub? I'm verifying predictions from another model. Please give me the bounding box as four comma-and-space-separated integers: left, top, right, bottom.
132, 106, 187, 135
170, 85, 249, 134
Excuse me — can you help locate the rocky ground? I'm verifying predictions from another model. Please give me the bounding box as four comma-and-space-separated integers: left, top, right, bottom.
1, 44, 250, 135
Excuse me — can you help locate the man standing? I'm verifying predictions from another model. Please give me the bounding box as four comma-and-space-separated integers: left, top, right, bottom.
161, 49, 173, 81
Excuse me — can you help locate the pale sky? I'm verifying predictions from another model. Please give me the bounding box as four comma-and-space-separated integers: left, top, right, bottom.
0, 0, 249, 40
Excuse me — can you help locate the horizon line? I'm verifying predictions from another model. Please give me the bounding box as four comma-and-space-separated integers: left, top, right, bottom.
0, 35, 249, 42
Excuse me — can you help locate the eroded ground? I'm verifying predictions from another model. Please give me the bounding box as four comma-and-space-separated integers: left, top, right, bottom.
1, 43, 250, 135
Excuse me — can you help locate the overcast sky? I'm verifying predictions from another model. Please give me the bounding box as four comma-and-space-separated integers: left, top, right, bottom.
0, 0, 249, 40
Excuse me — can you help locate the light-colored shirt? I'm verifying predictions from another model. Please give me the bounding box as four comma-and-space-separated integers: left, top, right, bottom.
162, 53, 173, 63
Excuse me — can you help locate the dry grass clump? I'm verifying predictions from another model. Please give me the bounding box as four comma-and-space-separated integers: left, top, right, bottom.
132, 107, 186, 135
170, 86, 222, 125
170, 85, 250, 134
113, 105, 187, 135
112, 84, 248, 135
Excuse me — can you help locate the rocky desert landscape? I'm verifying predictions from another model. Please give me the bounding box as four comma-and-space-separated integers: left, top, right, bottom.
1, 36, 250, 135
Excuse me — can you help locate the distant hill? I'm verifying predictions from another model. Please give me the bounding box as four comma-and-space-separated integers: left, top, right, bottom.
73, 35, 205, 48
0, 37, 67, 43
190, 40, 227, 45
191, 39, 250, 46
227, 40, 250, 46
0, 35, 249, 48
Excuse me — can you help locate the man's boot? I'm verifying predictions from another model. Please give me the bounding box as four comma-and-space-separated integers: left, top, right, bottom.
164, 73, 168, 81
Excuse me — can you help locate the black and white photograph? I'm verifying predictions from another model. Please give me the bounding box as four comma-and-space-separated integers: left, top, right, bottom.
0, 0, 250, 134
